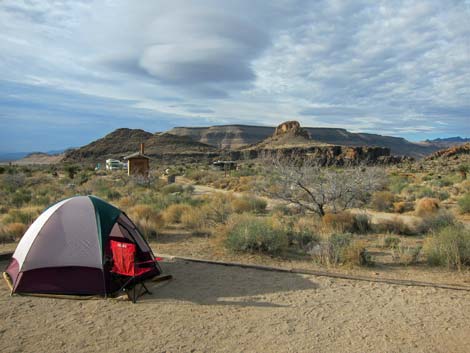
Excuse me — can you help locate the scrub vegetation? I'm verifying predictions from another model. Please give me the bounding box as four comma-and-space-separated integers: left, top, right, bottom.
1, 152, 470, 273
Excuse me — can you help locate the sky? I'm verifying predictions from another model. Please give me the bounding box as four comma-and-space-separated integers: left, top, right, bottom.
0, 0, 469, 152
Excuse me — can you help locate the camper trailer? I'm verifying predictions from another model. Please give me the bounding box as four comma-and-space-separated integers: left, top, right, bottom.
106, 159, 127, 171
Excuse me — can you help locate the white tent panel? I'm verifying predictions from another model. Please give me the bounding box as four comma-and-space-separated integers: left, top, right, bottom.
13, 198, 70, 268
21, 196, 103, 271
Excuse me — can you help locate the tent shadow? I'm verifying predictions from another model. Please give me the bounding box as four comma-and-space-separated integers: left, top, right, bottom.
140, 261, 319, 308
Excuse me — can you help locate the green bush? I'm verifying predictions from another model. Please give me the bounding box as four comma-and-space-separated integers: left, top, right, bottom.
354, 213, 372, 234
417, 210, 455, 233
424, 225, 470, 270
161, 184, 184, 195
389, 175, 409, 194
225, 214, 288, 255
105, 190, 121, 201
458, 193, 470, 214
417, 187, 437, 199
10, 188, 32, 208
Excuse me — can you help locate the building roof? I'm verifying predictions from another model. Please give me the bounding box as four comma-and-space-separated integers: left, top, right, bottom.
123, 152, 151, 160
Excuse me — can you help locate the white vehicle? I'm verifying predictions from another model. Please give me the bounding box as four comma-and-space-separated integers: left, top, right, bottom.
105, 159, 127, 171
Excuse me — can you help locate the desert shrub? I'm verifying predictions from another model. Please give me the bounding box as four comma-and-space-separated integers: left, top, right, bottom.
389, 175, 409, 194
392, 245, 422, 265
161, 183, 184, 195
231, 195, 267, 214
287, 217, 321, 251
323, 212, 370, 234
117, 196, 135, 209
392, 201, 414, 213
417, 187, 437, 199
105, 190, 121, 201
127, 204, 163, 239
10, 188, 32, 208
63, 164, 80, 179
383, 236, 401, 248
271, 204, 292, 216
0, 166, 5, 174
458, 193, 470, 214
342, 241, 373, 266
415, 198, 440, 216
181, 206, 212, 235
374, 217, 415, 235
323, 212, 356, 233
225, 214, 288, 255
1, 173, 26, 192
204, 193, 234, 223
0, 222, 27, 242
370, 191, 395, 212
311, 234, 371, 266
417, 210, 455, 233
161, 204, 192, 224
424, 225, 470, 270
230, 198, 252, 214
437, 191, 450, 201
354, 213, 372, 234
3, 208, 39, 225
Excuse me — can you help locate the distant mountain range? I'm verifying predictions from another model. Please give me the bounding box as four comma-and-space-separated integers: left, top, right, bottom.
424, 137, 470, 148
6, 123, 470, 164
168, 125, 440, 158
0, 149, 66, 162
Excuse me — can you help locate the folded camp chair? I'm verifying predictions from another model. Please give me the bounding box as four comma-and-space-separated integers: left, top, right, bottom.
110, 240, 160, 303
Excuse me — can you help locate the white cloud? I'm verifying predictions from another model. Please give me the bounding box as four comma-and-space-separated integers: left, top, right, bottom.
0, 0, 469, 149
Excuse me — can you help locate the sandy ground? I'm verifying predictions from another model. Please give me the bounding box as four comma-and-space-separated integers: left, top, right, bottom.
1, 259, 470, 353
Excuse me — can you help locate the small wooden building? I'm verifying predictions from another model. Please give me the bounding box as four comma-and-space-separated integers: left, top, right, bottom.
124, 143, 150, 177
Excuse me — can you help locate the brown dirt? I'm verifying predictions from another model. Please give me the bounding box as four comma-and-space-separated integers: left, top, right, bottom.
1, 258, 469, 353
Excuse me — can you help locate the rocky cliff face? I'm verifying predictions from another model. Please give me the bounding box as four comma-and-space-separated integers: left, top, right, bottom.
229, 145, 407, 166
426, 143, 470, 160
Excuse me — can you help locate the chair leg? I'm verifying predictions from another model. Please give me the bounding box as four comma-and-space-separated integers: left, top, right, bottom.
142, 282, 152, 295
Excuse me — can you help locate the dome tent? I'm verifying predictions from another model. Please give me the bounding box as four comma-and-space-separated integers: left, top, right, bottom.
4, 196, 164, 300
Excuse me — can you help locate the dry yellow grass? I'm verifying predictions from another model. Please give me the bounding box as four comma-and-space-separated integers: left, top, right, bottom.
162, 204, 192, 224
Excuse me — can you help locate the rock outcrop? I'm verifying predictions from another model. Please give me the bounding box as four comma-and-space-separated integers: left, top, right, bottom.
426, 143, 470, 160
273, 121, 310, 139
229, 145, 410, 166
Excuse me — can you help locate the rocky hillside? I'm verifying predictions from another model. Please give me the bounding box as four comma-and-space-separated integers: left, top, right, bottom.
426, 143, 470, 160
63, 128, 218, 163
15, 152, 64, 165
63, 128, 153, 162
168, 124, 438, 158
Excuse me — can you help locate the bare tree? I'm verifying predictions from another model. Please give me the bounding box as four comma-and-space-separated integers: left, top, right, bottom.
258, 154, 387, 217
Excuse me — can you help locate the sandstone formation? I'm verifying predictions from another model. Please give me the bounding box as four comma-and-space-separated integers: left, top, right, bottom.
273, 121, 310, 139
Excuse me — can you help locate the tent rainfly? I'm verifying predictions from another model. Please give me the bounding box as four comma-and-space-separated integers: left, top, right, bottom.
3, 196, 166, 300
